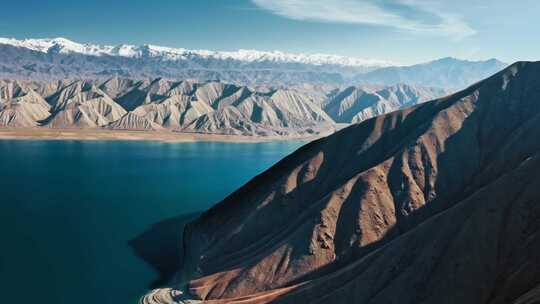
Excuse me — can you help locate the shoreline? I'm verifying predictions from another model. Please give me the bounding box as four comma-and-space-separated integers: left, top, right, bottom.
0, 128, 325, 143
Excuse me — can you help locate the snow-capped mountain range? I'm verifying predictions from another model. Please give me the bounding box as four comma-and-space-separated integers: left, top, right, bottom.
0, 37, 507, 89
0, 37, 393, 67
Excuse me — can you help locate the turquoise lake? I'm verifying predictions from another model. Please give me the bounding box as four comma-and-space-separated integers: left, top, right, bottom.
0, 140, 305, 304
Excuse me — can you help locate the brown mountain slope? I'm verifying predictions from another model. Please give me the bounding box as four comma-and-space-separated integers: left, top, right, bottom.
142, 61, 540, 303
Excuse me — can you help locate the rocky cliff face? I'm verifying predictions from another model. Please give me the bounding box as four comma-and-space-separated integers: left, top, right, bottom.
44, 80, 127, 128
0, 80, 51, 127
323, 84, 447, 123
143, 61, 540, 303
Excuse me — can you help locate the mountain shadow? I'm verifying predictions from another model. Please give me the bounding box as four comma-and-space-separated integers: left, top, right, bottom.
129, 212, 201, 288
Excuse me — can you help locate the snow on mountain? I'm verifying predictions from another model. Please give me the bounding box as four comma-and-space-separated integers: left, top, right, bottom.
0, 37, 507, 89
0, 37, 393, 67
0, 37, 115, 56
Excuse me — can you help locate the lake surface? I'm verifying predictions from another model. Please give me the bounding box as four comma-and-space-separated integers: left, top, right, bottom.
0, 140, 305, 304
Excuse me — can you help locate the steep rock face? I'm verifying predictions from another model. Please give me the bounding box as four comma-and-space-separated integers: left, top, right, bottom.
323, 84, 448, 123
0, 80, 50, 107
132, 95, 215, 130
98, 76, 141, 100
106, 112, 163, 131
125, 80, 232, 129
219, 90, 331, 127
45, 80, 126, 128
31, 79, 73, 99
0, 80, 50, 127
147, 62, 540, 303
262, 90, 333, 127
183, 106, 278, 136
0, 101, 50, 127
193, 82, 237, 106
116, 79, 336, 135
181, 89, 334, 135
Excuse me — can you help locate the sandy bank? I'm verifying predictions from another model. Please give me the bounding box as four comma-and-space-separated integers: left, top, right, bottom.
0, 128, 325, 143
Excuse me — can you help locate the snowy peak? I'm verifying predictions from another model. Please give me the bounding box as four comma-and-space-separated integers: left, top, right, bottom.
0, 37, 508, 88
0, 37, 112, 56
0, 37, 393, 67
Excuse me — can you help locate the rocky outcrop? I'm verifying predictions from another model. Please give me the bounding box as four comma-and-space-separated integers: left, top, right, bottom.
144, 61, 540, 303
183, 106, 276, 136
131, 95, 215, 130
45, 81, 127, 128
0, 80, 50, 127
106, 112, 163, 131
0, 101, 50, 127
323, 84, 447, 123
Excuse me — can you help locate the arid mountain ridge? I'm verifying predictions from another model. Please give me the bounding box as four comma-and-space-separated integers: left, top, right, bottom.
141, 61, 540, 303
0, 78, 447, 136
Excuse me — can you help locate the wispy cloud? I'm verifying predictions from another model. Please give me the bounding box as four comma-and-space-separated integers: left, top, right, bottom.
250, 0, 476, 40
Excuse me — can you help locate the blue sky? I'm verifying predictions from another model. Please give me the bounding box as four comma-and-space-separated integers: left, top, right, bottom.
0, 0, 538, 65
